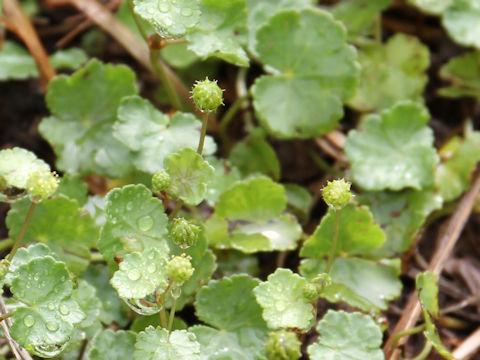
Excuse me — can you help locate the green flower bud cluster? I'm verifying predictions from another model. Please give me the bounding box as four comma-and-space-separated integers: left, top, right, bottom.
322, 178, 352, 210
167, 255, 194, 284
26, 170, 59, 200
191, 78, 224, 112
152, 171, 171, 193
265, 330, 301, 360
303, 273, 332, 301
170, 218, 200, 249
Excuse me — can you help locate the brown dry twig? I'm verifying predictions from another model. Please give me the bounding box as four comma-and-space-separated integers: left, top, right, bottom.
383, 166, 480, 360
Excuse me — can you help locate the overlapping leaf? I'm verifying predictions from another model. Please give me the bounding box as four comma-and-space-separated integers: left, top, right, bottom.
113, 96, 216, 174
438, 51, 480, 100
88, 329, 137, 360
164, 148, 214, 205
97, 184, 169, 268
251, 9, 359, 138
39, 59, 137, 177
253, 268, 314, 331
307, 310, 384, 360
203, 157, 242, 206
7, 196, 99, 274
345, 101, 438, 191
0, 147, 49, 189
348, 33, 430, 111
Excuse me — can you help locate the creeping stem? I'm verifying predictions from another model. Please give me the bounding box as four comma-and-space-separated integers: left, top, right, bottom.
197, 112, 209, 155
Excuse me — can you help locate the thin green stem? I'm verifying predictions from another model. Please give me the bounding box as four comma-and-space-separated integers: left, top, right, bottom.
392, 324, 426, 350
325, 209, 340, 273
127, 0, 149, 42
0, 238, 14, 252
156, 281, 174, 328
219, 94, 248, 149
197, 111, 209, 155
168, 199, 184, 221
159, 308, 168, 329
407, 340, 432, 360
150, 50, 182, 110
0, 312, 12, 322
7, 201, 36, 262
168, 293, 178, 331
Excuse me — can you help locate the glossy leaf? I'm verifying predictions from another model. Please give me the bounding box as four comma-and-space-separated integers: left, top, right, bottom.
216, 176, 287, 222
72, 280, 102, 329
284, 183, 312, 220
408, 0, 452, 14
443, 0, 480, 49
98, 184, 169, 267
111, 248, 168, 299
113, 96, 216, 174
88, 329, 137, 360
345, 101, 438, 191
203, 157, 242, 206
253, 268, 314, 331
348, 33, 430, 112
300, 204, 385, 258
7, 196, 99, 274
39, 59, 138, 177
56, 174, 88, 205
195, 275, 267, 331
164, 148, 215, 205
187, 0, 249, 66
134, 326, 202, 360
435, 131, 480, 202
308, 310, 384, 360
359, 190, 442, 257
252, 9, 359, 138
133, 0, 200, 38
0, 147, 49, 189
9, 257, 85, 356
300, 258, 402, 311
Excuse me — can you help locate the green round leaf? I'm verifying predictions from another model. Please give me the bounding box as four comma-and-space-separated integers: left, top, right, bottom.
133, 0, 201, 38
216, 176, 287, 222
111, 248, 168, 299
98, 184, 169, 267
253, 268, 314, 331
252, 9, 359, 138
408, 0, 452, 14
164, 148, 215, 206
438, 51, 480, 100
308, 310, 384, 360
88, 329, 137, 360
39, 59, 138, 177
300, 204, 385, 258
72, 280, 101, 329
195, 275, 267, 331
443, 0, 480, 49
345, 101, 438, 191
134, 327, 202, 360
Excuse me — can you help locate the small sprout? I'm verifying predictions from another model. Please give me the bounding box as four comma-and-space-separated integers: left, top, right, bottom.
170, 218, 200, 249
303, 273, 332, 301
152, 171, 171, 193
191, 78, 224, 112
322, 178, 352, 210
265, 330, 301, 360
167, 255, 194, 284
26, 170, 59, 200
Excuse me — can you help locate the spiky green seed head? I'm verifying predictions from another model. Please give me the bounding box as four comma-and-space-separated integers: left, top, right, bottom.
191, 78, 223, 112
26, 170, 59, 200
170, 218, 200, 248
167, 255, 194, 284
322, 179, 352, 210
265, 330, 301, 360
152, 171, 171, 193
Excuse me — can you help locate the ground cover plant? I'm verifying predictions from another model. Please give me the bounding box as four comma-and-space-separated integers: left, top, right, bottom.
0, 0, 480, 359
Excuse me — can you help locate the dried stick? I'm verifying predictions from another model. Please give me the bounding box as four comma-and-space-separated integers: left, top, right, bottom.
383, 167, 480, 360
2, 0, 55, 89
452, 326, 480, 360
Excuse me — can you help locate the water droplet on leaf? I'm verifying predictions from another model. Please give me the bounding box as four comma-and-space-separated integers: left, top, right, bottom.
275, 300, 286, 311
137, 215, 153, 232
181, 8, 193, 16
147, 264, 156, 273
46, 321, 59, 332
23, 314, 35, 327
59, 304, 70, 315
128, 269, 141, 281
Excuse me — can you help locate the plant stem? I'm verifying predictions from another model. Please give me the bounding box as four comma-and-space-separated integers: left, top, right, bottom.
168, 294, 178, 331
325, 209, 340, 273
0, 239, 14, 252
168, 199, 184, 220
408, 340, 432, 360
197, 111, 209, 155
127, 0, 148, 42
0, 313, 12, 322
7, 201, 36, 262
392, 324, 426, 349
156, 281, 174, 329
159, 308, 168, 329
150, 49, 182, 110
